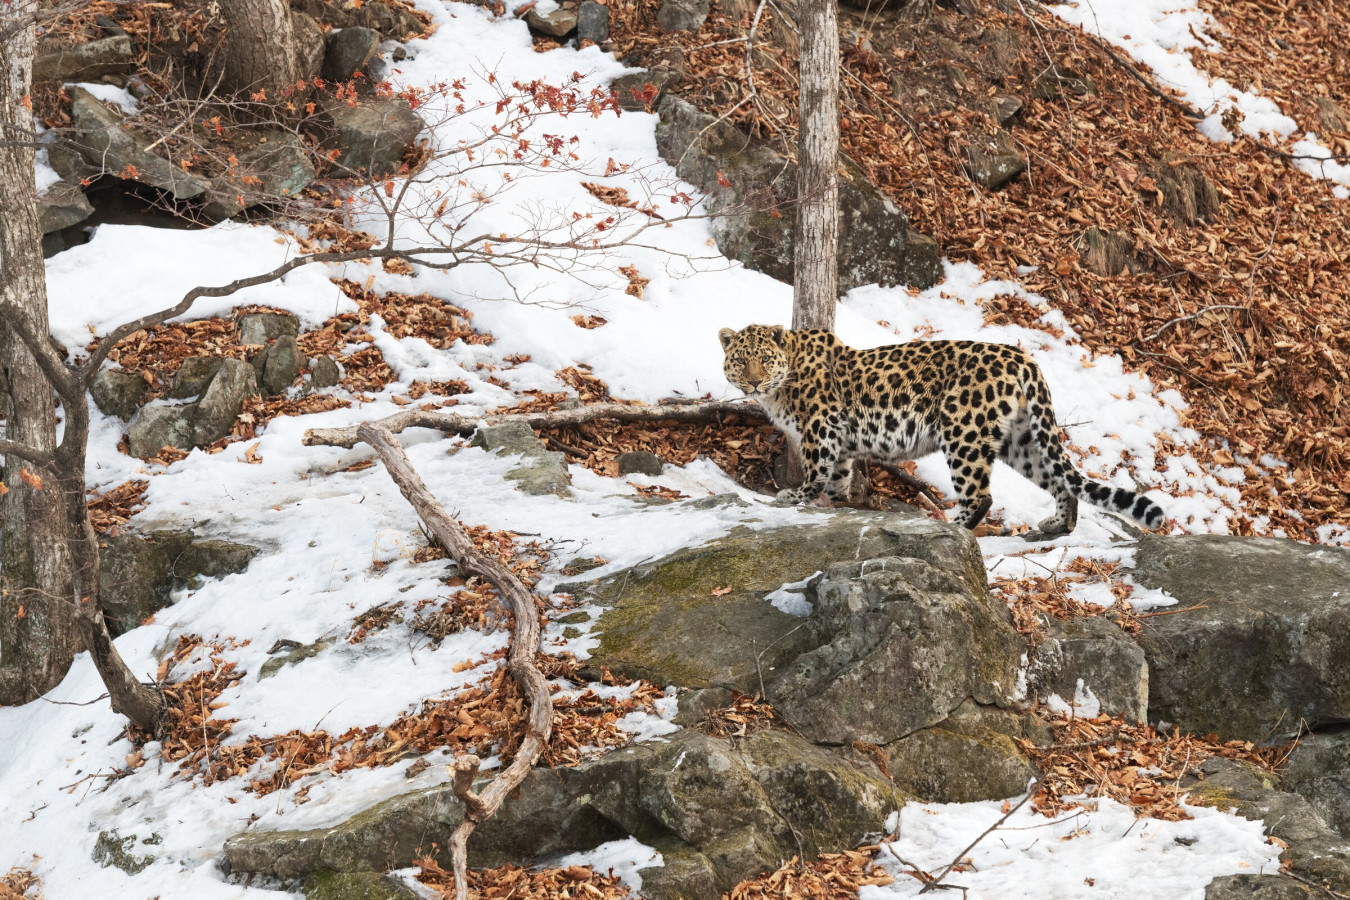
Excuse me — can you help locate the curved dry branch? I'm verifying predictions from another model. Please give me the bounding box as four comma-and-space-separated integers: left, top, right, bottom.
355, 423, 551, 900
305, 398, 770, 449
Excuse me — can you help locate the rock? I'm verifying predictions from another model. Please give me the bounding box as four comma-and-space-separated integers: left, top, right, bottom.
885, 700, 1043, 802
91, 369, 147, 421
616, 450, 663, 476
525, 4, 578, 37
238, 312, 300, 346
311, 355, 343, 388
292, 10, 328, 82
38, 181, 94, 234
169, 356, 226, 400
92, 829, 154, 875
319, 98, 425, 177
964, 129, 1025, 190
655, 97, 940, 293
769, 554, 1026, 745
640, 842, 719, 900
192, 358, 259, 447
203, 131, 317, 220
611, 68, 680, 111
1030, 615, 1149, 723
126, 403, 198, 459
32, 34, 135, 83
574, 509, 988, 696
576, 1, 610, 43
260, 637, 336, 680
1079, 226, 1136, 276
304, 871, 419, 900
324, 27, 382, 81
471, 422, 572, 497
100, 531, 258, 635
994, 95, 1023, 126
1183, 758, 1350, 892
257, 334, 304, 395
1128, 535, 1350, 740
223, 728, 890, 893
70, 87, 210, 200
1206, 875, 1314, 900
299, 0, 423, 40
657, 0, 709, 32
1282, 731, 1350, 839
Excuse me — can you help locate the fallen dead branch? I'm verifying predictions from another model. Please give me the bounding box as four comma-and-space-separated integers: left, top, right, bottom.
303, 398, 769, 449
355, 422, 552, 900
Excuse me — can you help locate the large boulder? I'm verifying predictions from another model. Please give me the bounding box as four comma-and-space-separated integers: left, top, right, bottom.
1127, 535, 1350, 741
91, 369, 147, 421
1029, 615, 1149, 723
127, 358, 259, 458
222, 728, 890, 897
33, 34, 134, 83
318, 98, 424, 177
1282, 731, 1350, 839
203, 131, 316, 221
654, 97, 941, 293
38, 181, 94, 234
100, 531, 258, 634
884, 699, 1044, 803
191, 358, 259, 447
70, 87, 210, 200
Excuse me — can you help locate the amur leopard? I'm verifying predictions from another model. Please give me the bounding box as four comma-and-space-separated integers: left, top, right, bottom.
719, 324, 1166, 534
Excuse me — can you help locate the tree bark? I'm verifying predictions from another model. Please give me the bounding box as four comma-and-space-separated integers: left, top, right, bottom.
792, 0, 841, 332
219, 0, 300, 99
0, 1, 81, 705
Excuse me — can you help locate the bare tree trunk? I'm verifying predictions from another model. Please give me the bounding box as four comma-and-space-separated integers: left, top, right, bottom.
0, 1, 81, 705
219, 0, 300, 98
792, 0, 841, 332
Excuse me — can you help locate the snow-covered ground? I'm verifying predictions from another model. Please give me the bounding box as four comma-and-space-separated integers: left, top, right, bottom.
0, 0, 1312, 896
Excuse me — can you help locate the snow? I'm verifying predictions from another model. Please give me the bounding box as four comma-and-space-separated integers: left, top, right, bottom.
1050, 0, 1350, 197
0, 0, 1318, 895
867, 793, 1282, 900
553, 837, 665, 893
766, 572, 820, 617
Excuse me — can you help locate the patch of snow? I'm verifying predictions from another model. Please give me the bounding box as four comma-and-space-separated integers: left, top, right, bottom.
552, 837, 663, 893
1045, 680, 1102, 719
765, 571, 819, 617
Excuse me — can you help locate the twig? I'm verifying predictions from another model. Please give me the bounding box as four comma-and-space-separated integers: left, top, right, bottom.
1138, 305, 1252, 343
357, 423, 552, 900
921, 783, 1038, 892
1136, 602, 1208, 618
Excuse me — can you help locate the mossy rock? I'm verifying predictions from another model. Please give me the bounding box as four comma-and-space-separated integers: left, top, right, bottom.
304, 871, 418, 900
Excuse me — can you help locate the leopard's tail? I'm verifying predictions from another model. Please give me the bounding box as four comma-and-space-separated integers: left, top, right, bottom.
1022, 364, 1166, 530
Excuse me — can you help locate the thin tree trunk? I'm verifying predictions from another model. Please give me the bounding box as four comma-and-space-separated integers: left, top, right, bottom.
219, 0, 299, 98
0, 1, 81, 705
792, 0, 841, 332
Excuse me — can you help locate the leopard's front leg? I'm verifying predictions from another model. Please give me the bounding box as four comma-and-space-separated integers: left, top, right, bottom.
773, 417, 837, 506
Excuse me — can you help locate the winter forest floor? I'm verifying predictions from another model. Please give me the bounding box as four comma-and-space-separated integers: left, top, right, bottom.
2, 0, 1349, 897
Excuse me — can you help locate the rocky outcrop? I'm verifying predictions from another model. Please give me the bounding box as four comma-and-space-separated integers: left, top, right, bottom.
1029, 615, 1149, 723
318, 98, 425, 177
654, 97, 941, 293
203, 132, 316, 221
1127, 535, 1350, 741
70, 87, 210, 200
1282, 730, 1350, 839
222, 728, 891, 898
100, 531, 258, 634
238, 312, 300, 346
963, 129, 1025, 190
127, 358, 259, 458
38, 181, 94, 234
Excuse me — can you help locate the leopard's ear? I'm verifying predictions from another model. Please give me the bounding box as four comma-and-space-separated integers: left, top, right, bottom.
718, 327, 737, 349
768, 325, 787, 346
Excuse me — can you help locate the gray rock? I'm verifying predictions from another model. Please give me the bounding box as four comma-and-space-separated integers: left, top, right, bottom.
964, 129, 1025, 190
617, 450, 663, 476
92, 829, 154, 875
1031, 615, 1149, 723
770, 554, 1025, 745
655, 97, 940, 293
1282, 730, 1350, 839
238, 312, 300, 346
1205, 875, 1313, 900
70, 87, 210, 200
192, 358, 259, 447
1128, 535, 1350, 740
611, 67, 681, 111
304, 871, 420, 900
294, 0, 424, 39
100, 531, 258, 634
324, 27, 382, 81
525, 4, 578, 37
260, 637, 336, 680
33, 34, 134, 82
204, 132, 317, 220
657, 0, 709, 32
38, 181, 94, 233
169, 356, 226, 400
311, 356, 343, 388
91, 369, 147, 421
576, 510, 987, 698
576, 1, 610, 42
126, 403, 198, 460
472, 422, 572, 496
259, 334, 304, 395
319, 98, 425, 177
223, 728, 890, 893
886, 700, 1043, 802
994, 95, 1023, 126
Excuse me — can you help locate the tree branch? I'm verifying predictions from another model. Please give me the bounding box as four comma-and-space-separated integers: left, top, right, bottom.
0, 438, 54, 468
356, 423, 552, 900
304, 398, 769, 449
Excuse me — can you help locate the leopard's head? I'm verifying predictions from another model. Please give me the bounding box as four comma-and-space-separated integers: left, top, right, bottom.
719, 325, 791, 397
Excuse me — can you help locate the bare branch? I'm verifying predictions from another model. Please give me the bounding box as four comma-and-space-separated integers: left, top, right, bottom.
0, 438, 55, 468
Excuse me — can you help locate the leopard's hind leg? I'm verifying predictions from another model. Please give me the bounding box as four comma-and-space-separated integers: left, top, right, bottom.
1000, 407, 1078, 534
940, 412, 1001, 530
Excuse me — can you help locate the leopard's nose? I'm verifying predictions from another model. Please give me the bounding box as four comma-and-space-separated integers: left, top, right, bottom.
744, 376, 762, 389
